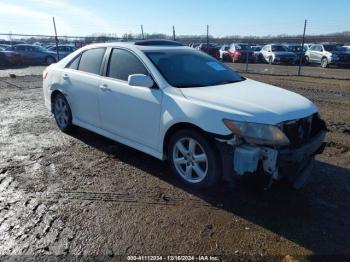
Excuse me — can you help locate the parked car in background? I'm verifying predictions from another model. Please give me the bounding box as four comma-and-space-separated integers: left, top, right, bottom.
189, 43, 200, 49
48, 45, 76, 60
0, 48, 22, 65
251, 45, 262, 62
43, 40, 326, 189
227, 43, 254, 63
0, 47, 5, 65
0, 44, 11, 50
260, 44, 297, 64
219, 45, 230, 61
305, 44, 350, 68
304, 43, 314, 49
7, 44, 57, 65
285, 44, 308, 64
197, 43, 220, 59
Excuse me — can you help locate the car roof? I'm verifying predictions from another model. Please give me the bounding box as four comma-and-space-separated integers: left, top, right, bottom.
81, 40, 191, 52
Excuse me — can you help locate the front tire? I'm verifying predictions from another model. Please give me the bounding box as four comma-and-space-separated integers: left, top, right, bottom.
52, 93, 73, 133
167, 129, 221, 189
321, 57, 329, 68
268, 56, 274, 64
304, 55, 310, 65
45, 56, 56, 65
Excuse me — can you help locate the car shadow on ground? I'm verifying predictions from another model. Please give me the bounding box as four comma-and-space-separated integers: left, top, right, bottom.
70, 126, 350, 258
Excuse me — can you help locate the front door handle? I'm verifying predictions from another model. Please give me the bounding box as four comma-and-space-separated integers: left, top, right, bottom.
99, 84, 111, 91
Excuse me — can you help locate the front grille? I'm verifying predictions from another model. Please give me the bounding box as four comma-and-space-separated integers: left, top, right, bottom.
281, 113, 326, 148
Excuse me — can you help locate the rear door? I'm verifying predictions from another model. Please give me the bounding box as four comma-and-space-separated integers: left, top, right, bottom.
98, 48, 162, 149
62, 48, 106, 128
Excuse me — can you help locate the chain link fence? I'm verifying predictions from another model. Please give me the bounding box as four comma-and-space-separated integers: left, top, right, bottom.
1, 26, 350, 80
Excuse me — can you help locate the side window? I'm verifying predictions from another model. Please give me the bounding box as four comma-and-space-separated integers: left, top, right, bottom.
67, 55, 81, 70
107, 49, 148, 81
78, 48, 106, 75
318, 45, 324, 52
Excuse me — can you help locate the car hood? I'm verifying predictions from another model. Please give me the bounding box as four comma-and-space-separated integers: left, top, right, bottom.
180, 79, 317, 125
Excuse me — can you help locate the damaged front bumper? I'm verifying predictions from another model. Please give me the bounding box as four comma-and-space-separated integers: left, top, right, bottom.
217, 130, 326, 189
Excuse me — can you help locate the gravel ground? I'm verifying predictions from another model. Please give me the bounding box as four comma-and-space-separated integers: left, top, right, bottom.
0, 66, 46, 77
0, 74, 349, 261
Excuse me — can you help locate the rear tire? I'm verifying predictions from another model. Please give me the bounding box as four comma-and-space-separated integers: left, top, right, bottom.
167, 129, 221, 189
52, 93, 73, 133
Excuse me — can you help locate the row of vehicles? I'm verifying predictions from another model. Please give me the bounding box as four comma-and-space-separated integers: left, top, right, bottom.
0, 43, 76, 66
191, 42, 350, 68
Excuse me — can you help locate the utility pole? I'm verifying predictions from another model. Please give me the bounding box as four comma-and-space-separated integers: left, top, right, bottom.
140, 24, 144, 40
172, 25, 176, 41
206, 24, 209, 47
52, 17, 59, 61
298, 19, 307, 76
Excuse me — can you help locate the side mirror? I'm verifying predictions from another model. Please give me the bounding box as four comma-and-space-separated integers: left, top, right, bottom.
128, 74, 154, 88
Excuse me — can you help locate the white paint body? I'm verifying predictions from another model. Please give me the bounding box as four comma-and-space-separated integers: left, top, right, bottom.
43, 43, 318, 160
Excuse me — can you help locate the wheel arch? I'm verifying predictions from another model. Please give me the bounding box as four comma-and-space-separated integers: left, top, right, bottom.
162, 122, 231, 159
50, 89, 64, 113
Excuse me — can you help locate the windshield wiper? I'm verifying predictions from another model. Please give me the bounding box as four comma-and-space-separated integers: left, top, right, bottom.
177, 84, 207, 88
213, 79, 244, 85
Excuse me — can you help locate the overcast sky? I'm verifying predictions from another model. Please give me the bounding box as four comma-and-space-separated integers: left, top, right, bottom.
0, 0, 349, 38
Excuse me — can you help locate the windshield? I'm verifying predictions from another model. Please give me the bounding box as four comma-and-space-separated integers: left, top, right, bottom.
288, 46, 307, 52
271, 45, 288, 52
35, 46, 48, 52
251, 46, 261, 51
145, 49, 244, 88
324, 45, 346, 52
235, 44, 252, 50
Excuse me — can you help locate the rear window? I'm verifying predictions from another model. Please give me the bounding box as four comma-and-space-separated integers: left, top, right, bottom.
235, 44, 252, 50
78, 48, 106, 75
271, 45, 288, 52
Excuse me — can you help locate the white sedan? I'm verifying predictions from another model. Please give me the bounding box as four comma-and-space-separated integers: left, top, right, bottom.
43, 40, 326, 189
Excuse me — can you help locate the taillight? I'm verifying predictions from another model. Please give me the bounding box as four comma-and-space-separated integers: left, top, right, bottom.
43, 69, 48, 80
235, 51, 242, 56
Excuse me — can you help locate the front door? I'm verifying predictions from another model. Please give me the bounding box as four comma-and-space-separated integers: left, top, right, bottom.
98, 48, 162, 150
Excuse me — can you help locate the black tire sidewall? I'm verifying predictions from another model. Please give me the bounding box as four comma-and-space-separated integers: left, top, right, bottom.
167, 129, 221, 189
53, 93, 73, 133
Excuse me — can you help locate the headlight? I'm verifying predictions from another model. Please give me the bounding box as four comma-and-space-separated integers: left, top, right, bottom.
223, 119, 290, 146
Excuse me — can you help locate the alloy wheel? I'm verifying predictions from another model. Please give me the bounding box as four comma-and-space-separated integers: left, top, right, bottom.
172, 137, 208, 183
54, 97, 69, 129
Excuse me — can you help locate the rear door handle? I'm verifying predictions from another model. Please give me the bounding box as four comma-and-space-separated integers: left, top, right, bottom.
99, 84, 111, 91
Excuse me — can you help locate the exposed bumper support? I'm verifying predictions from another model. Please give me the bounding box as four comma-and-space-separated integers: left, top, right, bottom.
216, 130, 326, 188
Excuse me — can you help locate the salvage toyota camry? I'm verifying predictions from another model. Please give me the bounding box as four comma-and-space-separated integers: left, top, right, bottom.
43, 40, 326, 189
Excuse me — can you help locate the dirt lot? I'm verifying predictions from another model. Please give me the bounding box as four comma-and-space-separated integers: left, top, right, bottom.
227, 63, 350, 80
0, 73, 349, 261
